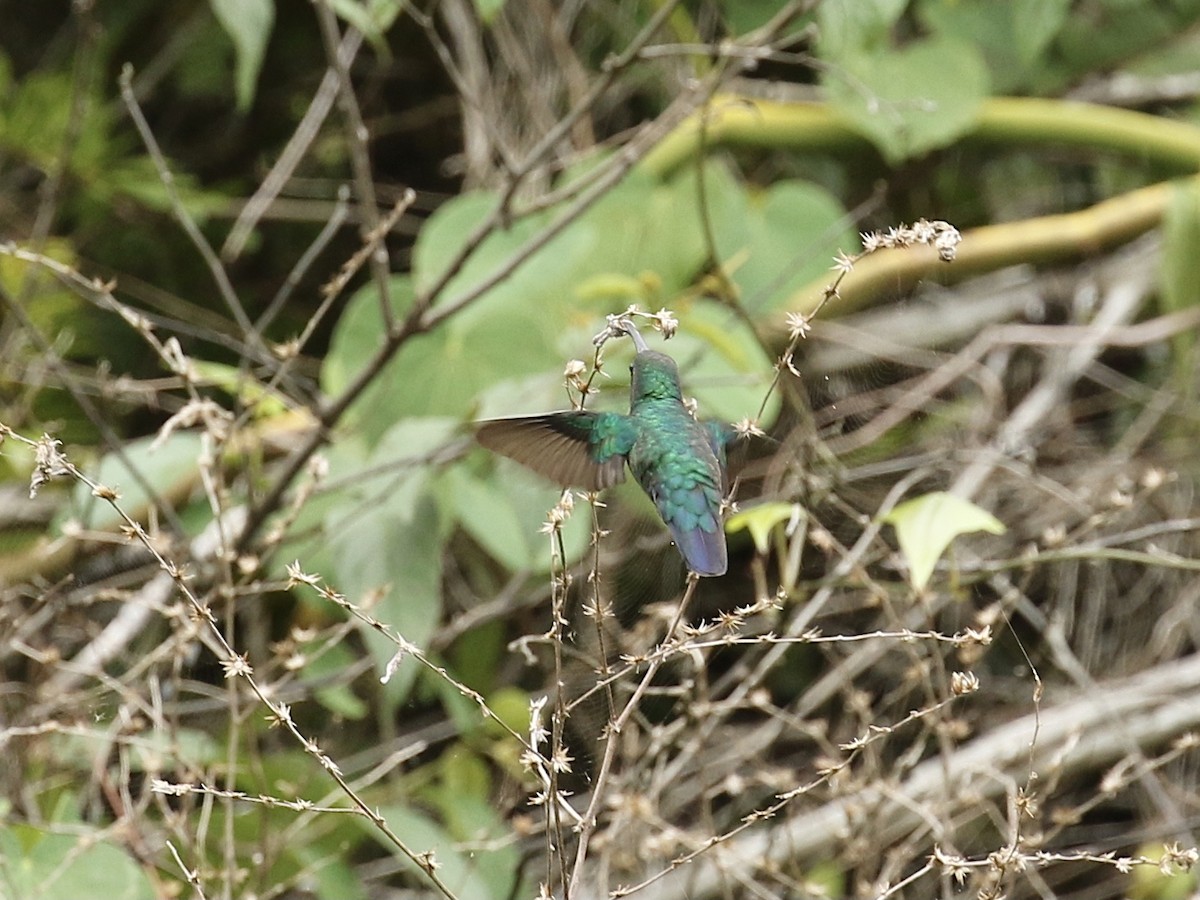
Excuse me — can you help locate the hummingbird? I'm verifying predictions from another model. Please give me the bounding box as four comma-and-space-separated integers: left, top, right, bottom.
476, 325, 734, 576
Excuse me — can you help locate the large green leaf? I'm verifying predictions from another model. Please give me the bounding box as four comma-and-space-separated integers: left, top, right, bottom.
473, 0, 507, 25
711, 178, 856, 315
410, 165, 716, 329
411, 186, 601, 331
0, 826, 155, 900
322, 419, 457, 695
66, 431, 204, 532
823, 36, 990, 164
726, 501, 799, 554
370, 804, 519, 900
918, 0, 1071, 93
442, 462, 590, 573
817, 0, 909, 57
322, 274, 567, 443
1047, 0, 1200, 94
883, 491, 1005, 591
292, 845, 369, 900
326, 0, 406, 41
324, 162, 776, 440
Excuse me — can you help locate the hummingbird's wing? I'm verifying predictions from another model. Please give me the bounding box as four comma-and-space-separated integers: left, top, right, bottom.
476, 411, 637, 492
703, 420, 738, 479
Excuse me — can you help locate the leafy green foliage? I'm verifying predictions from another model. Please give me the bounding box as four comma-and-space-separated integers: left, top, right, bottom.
883, 491, 1006, 591
822, 35, 990, 164
322, 419, 451, 693
371, 802, 521, 900
443, 462, 590, 572
0, 56, 218, 221
324, 163, 784, 440
327, 0, 408, 41
0, 822, 156, 900
472, 0, 508, 25
1048, 0, 1200, 93
917, 0, 1071, 93
815, 0, 908, 57
67, 432, 204, 532
711, 178, 857, 314
11, 1, 1200, 897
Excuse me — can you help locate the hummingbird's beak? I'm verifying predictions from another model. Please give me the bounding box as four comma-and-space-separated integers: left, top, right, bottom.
620, 320, 650, 354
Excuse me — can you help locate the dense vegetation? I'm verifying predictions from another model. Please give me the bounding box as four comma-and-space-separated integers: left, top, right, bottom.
5, 1, 1200, 898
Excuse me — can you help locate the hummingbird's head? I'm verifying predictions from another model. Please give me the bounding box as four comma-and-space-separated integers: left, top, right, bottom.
630, 350, 683, 402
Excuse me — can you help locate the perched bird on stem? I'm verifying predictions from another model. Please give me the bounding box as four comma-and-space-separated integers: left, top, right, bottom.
477, 321, 734, 576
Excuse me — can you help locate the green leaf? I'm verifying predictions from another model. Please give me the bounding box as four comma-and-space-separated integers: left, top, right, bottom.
371, 804, 519, 900
209, 0, 275, 110
306, 642, 370, 720
322, 419, 457, 696
817, 0, 909, 57
46, 727, 220, 773
918, 0, 1071, 92
325, 164, 770, 438
269, 433, 372, 583
444, 462, 590, 573
481, 686, 532, 739
443, 466, 530, 567
823, 36, 990, 164
326, 0, 405, 39
409, 164, 726, 333
1048, 1, 1200, 94
66, 431, 204, 532
883, 491, 1005, 591
726, 501, 801, 554
410, 188, 596, 329
322, 274, 565, 443
0, 826, 156, 900
2, 72, 79, 167
327, 486, 441, 699
712, 178, 856, 315
367, 0, 407, 31
1129, 840, 1199, 900
725, 0, 790, 34
291, 846, 369, 900
473, 0, 506, 24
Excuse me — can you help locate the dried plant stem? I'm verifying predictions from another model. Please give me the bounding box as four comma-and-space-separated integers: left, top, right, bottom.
222, 27, 363, 261
117, 66, 256, 340
313, 1, 397, 331
565, 575, 700, 897
0, 426, 463, 900
602, 653, 1200, 900
0, 281, 186, 533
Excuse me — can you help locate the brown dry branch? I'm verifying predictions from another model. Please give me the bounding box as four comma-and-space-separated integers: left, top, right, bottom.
0, 425, 464, 900
604, 654, 1200, 900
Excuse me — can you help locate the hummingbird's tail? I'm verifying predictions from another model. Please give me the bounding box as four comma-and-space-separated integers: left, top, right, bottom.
669, 520, 728, 577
